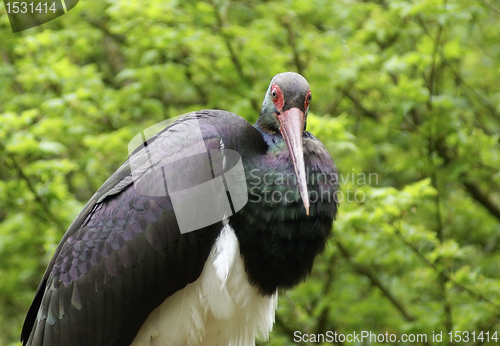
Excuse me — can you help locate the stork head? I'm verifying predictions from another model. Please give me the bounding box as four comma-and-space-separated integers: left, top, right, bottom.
257, 72, 312, 215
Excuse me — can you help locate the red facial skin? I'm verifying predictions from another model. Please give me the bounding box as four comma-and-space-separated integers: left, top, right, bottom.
270, 83, 284, 112
304, 89, 312, 111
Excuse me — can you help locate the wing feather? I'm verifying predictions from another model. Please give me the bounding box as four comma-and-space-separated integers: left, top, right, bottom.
21, 110, 258, 346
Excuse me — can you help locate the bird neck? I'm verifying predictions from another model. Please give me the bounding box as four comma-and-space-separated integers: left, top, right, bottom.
253, 123, 287, 152
254, 112, 280, 134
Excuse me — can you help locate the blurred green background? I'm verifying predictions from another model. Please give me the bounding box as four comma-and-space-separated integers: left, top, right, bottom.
1, 0, 500, 345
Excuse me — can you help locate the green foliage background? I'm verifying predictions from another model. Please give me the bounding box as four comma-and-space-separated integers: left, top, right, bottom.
1, 0, 500, 345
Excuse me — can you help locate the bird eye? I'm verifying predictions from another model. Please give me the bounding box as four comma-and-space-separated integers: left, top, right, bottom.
271, 90, 278, 100
307, 93, 312, 103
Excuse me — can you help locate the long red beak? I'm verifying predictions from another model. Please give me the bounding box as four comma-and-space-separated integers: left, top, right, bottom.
278, 107, 310, 216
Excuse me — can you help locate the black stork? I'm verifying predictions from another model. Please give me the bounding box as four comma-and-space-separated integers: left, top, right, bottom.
21, 72, 339, 346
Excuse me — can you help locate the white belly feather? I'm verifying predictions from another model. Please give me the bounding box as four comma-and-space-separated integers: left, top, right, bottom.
130, 223, 278, 346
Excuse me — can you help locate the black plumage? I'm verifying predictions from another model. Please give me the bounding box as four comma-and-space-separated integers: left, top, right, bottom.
21, 72, 339, 346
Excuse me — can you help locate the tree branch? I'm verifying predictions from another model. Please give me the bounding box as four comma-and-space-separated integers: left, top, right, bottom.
334, 239, 417, 323
211, 1, 245, 82
393, 224, 500, 310
314, 252, 337, 335
80, 15, 126, 44
427, 133, 454, 333
483, 0, 500, 16
416, 16, 500, 120
427, 23, 443, 108
170, 52, 210, 106
342, 88, 380, 120
431, 139, 500, 223
442, 59, 500, 120
463, 181, 500, 222
4, 150, 64, 230
341, 78, 500, 225
209, 0, 260, 113
1, 49, 24, 96
282, 17, 305, 76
